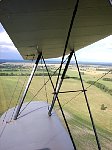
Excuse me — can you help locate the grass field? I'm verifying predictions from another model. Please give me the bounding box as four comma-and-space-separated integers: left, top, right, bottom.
0, 63, 112, 149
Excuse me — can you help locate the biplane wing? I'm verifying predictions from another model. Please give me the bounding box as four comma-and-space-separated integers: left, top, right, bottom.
0, 101, 74, 150
0, 1, 112, 150
0, 0, 112, 59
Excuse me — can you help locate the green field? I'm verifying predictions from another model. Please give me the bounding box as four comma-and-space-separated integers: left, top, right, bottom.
0, 63, 112, 149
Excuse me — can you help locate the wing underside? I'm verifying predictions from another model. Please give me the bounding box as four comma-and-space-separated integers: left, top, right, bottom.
0, 0, 112, 59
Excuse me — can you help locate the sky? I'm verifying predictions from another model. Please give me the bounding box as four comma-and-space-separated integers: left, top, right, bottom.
0, 23, 23, 60
0, 23, 112, 62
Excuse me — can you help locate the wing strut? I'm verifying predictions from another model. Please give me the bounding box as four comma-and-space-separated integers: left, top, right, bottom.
74, 51, 101, 150
48, 50, 74, 115
48, 49, 101, 150
42, 53, 77, 150
14, 52, 42, 120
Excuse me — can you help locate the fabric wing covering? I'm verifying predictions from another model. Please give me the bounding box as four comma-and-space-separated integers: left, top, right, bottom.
0, 0, 112, 59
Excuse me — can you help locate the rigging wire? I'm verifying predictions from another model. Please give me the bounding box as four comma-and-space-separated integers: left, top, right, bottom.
2, 74, 21, 123
19, 56, 69, 115
55, 0, 80, 96
1, 55, 29, 123
53, 58, 111, 148
18, 1, 80, 120
61, 69, 112, 108
42, 56, 77, 150
51, 55, 111, 149
0, 56, 29, 138
41, 3, 81, 146
42, 56, 56, 109
54, 53, 109, 150
0, 122, 7, 138
41, 57, 49, 109
9, 75, 28, 121
9, 56, 35, 121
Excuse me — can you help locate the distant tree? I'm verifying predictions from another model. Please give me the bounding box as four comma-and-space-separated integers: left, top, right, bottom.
101, 104, 107, 110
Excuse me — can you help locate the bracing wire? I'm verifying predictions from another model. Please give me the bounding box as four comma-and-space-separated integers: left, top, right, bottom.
19, 57, 69, 115
0, 56, 29, 138
42, 56, 77, 150
62, 69, 112, 108
41, 4, 80, 144
42, 56, 55, 89
41, 57, 49, 108
44, 76, 49, 104
9, 55, 35, 121
55, 0, 80, 94
0, 123, 7, 138
1, 55, 29, 123
2, 74, 21, 123
52, 60, 112, 149
18, 1, 80, 120
9, 75, 28, 121
53, 56, 112, 149
42, 56, 56, 109
54, 51, 102, 149
51, 54, 111, 149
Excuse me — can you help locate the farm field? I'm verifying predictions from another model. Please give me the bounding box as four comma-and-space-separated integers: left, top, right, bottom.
0, 62, 112, 150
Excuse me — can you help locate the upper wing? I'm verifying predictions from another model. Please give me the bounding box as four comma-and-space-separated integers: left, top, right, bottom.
0, 0, 112, 59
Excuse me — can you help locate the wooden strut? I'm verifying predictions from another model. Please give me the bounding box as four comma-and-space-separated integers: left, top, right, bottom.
14, 52, 42, 120
48, 50, 74, 116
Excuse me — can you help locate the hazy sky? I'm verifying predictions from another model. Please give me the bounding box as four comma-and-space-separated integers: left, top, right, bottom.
0, 23, 23, 60
0, 23, 112, 62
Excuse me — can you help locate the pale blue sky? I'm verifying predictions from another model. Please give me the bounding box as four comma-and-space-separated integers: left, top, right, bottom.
75, 35, 112, 62
0, 23, 112, 62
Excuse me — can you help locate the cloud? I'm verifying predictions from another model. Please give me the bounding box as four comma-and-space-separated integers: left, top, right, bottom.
0, 45, 17, 52
0, 31, 13, 44
0, 23, 23, 60
0, 46, 22, 60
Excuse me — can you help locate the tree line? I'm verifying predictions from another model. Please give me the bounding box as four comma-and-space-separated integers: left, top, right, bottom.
87, 80, 112, 96
0, 72, 59, 76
